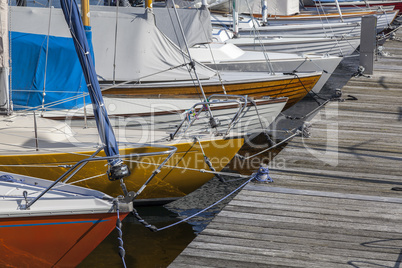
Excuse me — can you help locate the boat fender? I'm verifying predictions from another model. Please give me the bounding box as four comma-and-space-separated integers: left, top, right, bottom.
251, 165, 272, 183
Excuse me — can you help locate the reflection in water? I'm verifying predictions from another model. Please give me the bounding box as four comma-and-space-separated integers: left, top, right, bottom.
79, 206, 196, 267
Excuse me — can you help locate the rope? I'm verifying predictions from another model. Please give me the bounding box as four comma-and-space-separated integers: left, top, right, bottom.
284, 72, 323, 105
281, 99, 331, 121
131, 207, 158, 232
123, 157, 250, 178
114, 200, 127, 268
236, 129, 301, 160
156, 175, 253, 231
234, 90, 351, 161
351, 66, 371, 78
377, 24, 402, 42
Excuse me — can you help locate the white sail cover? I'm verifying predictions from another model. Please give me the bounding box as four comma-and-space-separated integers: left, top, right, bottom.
10, 6, 216, 82
90, 5, 213, 49
206, 0, 299, 15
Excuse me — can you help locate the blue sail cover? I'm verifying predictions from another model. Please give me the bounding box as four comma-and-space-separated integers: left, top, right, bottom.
10, 31, 91, 110
60, 0, 120, 162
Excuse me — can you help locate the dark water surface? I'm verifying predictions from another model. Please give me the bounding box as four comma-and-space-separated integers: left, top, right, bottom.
79, 56, 360, 267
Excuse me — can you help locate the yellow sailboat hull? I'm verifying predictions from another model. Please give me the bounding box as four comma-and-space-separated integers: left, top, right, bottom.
0, 137, 244, 202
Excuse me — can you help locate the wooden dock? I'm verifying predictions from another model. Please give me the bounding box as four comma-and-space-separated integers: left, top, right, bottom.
169, 29, 402, 267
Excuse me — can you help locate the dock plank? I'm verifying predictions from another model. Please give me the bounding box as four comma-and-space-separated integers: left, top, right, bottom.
169, 28, 402, 267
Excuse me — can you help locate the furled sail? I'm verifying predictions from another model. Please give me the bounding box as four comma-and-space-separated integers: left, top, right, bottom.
59, 0, 120, 166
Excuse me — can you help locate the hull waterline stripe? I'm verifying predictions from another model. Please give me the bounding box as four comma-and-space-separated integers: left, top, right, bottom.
0, 219, 109, 228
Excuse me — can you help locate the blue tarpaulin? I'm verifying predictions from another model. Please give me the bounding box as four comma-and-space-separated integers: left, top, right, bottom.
10, 31, 91, 110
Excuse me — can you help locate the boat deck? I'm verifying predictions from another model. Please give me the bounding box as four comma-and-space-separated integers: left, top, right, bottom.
168, 28, 402, 267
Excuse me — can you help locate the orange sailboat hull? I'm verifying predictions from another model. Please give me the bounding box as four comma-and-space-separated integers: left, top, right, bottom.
0, 213, 128, 268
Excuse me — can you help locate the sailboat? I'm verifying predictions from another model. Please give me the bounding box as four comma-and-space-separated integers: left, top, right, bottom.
208, 0, 398, 30
302, 0, 402, 15
0, 171, 133, 267
88, 3, 341, 95
205, 0, 397, 56
188, 43, 343, 94
1, 0, 248, 204
9, 4, 322, 112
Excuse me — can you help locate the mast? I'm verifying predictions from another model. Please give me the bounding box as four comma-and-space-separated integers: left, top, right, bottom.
145, 0, 152, 9
81, 0, 90, 26
60, 0, 130, 180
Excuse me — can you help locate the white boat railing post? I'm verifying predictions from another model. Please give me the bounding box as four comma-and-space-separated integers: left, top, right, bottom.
33, 111, 39, 151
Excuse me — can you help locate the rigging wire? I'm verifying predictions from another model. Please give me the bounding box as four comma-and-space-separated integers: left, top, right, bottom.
313, 0, 345, 53
242, 0, 275, 75
112, 0, 120, 85
168, 0, 217, 123
41, 1, 53, 116
161, 7, 203, 101
196, 5, 228, 94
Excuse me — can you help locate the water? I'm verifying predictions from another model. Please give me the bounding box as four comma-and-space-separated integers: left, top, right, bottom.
79, 56, 361, 267
79, 206, 197, 267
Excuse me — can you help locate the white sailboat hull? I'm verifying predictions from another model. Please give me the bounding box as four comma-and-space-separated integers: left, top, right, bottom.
225, 35, 361, 57
211, 9, 398, 34
237, 22, 362, 37
189, 43, 343, 93
41, 96, 288, 135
